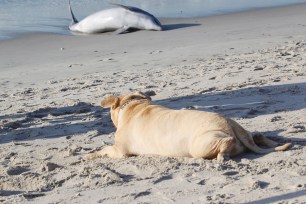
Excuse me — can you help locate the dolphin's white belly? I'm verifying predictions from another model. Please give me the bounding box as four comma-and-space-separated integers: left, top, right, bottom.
70, 8, 142, 33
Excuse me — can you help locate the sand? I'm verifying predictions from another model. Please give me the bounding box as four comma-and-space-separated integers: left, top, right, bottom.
1, 3, 306, 204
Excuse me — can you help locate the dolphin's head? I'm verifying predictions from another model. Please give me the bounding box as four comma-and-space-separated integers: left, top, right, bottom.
149, 17, 163, 31
140, 15, 162, 31
125, 6, 162, 31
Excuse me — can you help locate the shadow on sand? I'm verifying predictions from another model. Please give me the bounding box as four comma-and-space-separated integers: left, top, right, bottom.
1, 82, 305, 146
156, 82, 306, 119
0, 102, 115, 144
162, 23, 201, 31
247, 189, 306, 204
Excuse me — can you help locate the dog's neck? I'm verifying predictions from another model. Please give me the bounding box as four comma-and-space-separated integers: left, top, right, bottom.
119, 99, 140, 113
117, 99, 141, 128
116, 98, 151, 128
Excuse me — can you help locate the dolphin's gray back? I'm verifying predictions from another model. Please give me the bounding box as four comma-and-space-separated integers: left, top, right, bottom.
111, 3, 162, 27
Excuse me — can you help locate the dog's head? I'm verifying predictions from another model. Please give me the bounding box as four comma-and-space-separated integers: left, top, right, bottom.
101, 91, 153, 128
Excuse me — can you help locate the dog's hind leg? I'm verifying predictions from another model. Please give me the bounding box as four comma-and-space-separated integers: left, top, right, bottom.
84, 145, 125, 160
216, 137, 237, 162
189, 131, 243, 162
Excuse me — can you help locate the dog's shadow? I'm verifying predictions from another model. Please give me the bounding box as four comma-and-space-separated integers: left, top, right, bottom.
2, 82, 305, 147
0, 102, 115, 144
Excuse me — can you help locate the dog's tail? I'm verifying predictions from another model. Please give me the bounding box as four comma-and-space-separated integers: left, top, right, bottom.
68, 0, 78, 26
229, 119, 291, 154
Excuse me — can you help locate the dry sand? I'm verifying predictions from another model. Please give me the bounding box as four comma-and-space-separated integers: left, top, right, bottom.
1, 4, 306, 204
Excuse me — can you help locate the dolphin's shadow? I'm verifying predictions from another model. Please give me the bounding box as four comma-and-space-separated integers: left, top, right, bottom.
162, 23, 201, 31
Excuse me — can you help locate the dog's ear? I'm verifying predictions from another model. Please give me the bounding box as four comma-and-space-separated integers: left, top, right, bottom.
133, 91, 152, 101
101, 95, 120, 109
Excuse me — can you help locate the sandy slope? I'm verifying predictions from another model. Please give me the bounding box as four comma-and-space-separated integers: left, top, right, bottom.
1, 4, 306, 204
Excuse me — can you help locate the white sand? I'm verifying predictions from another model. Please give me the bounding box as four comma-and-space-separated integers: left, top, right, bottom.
1, 4, 306, 203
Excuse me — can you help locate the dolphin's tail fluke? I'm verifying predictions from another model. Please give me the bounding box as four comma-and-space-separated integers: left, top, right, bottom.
69, 0, 78, 25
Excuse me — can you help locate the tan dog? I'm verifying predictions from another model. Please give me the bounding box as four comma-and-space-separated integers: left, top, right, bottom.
85, 91, 291, 161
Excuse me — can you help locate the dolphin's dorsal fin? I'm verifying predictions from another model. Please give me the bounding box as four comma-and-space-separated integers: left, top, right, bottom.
69, 0, 78, 24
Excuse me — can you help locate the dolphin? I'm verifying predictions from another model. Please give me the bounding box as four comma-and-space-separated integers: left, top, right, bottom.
68, 0, 162, 34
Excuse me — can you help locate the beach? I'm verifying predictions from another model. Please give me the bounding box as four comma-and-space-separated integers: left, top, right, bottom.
1, 3, 306, 203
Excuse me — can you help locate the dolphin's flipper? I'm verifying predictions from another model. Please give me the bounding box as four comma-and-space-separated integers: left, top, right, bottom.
69, 0, 78, 24
114, 26, 130, 34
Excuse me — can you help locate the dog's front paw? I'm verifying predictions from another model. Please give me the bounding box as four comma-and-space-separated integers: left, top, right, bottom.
83, 152, 100, 160
83, 153, 93, 161
217, 153, 230, 163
